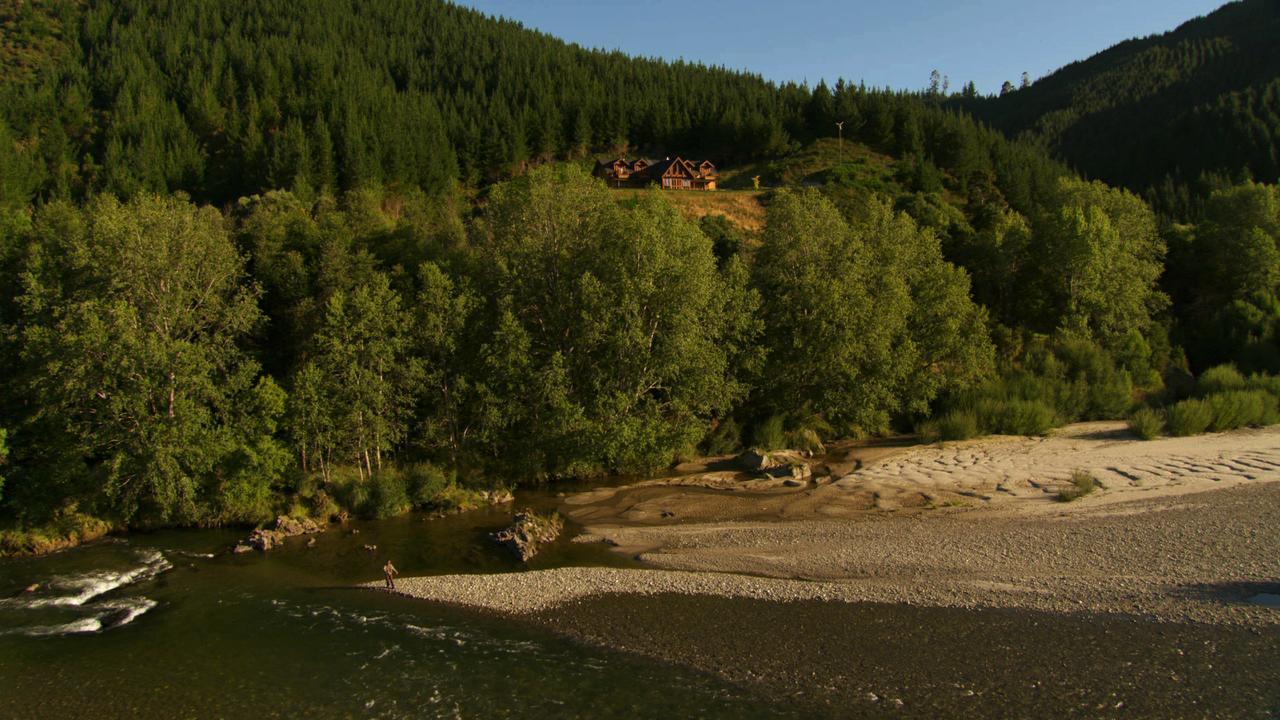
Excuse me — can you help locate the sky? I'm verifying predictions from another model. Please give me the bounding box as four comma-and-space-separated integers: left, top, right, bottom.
454, 0, 1228, 95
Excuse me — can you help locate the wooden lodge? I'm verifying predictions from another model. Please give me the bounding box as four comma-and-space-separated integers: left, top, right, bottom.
593, 156, 717, 190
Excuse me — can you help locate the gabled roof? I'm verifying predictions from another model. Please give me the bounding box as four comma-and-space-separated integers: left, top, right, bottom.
597, 155, 716, 182
639, 156, 697, 179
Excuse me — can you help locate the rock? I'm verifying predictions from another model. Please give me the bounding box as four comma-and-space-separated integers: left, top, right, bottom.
494, 510, 564, 562
239, 515, 327, 553
738, 449, 816, 484
736, 449, 776, 472
782, 463, 812, 486
232, 543, 253, 554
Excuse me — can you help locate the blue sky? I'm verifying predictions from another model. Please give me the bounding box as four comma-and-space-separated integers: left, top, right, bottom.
454, 0, 1228, 95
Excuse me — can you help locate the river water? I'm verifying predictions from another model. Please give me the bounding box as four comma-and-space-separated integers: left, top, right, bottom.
4, 500, 1279, 719
0, 505, 806, 719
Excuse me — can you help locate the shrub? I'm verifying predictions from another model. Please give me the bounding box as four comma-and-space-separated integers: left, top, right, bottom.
915, 419, 941, 443
0, 507, 113, 556
1166, 399, 1213, 436
430, 482, 503, 513
306, 490, 340, 521
701, 417, 743, 457
368, 469, 410, 519
1086, 370, 1134, 419
1127, 407, 1164, 440
936, 410, 980, 441
1246, 372, 1280, 397
1260, 393, 1280, 426
1204, 390, 1270, 432
786, 427, 826, 455
1057, 469, 1098, 502
994, 399, 1057, 436
329, 468, 371, 516
1197, 365, 1247, 396
405, 463, 451, 507
752, 415, 786, 452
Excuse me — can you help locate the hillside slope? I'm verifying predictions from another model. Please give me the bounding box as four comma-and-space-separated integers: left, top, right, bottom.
959, 0, 1280, 214
0, 0, 1068, 221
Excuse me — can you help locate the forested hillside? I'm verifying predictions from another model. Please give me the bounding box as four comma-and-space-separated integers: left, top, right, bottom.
0, 0, 1277, 551
0, 0, 1070, 210
958, 0, 1280, 218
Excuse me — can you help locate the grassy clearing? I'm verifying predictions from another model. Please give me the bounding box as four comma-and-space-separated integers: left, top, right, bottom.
721, 138, 900, 191
613, 187, 766, 234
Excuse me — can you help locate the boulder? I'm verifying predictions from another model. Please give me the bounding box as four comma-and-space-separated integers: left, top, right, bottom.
737, 449, 813, 474
782, 463, 812, 486
494, 510, 564, 562
736, 449, 778, 472
238, 515, 327, 553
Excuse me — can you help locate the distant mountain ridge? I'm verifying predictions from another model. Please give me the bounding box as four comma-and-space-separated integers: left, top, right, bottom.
960, 0, 1280, 214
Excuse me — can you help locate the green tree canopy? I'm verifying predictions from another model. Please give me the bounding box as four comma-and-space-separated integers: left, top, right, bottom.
469, 165, 756, 476
753, 189, 992, 434
14, 194, 285, 524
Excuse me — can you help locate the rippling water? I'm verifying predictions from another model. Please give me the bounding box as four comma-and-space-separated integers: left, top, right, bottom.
0, 507, 807, 719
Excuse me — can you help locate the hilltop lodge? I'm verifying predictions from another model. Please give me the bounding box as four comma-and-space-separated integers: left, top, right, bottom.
593, 156, 718, 190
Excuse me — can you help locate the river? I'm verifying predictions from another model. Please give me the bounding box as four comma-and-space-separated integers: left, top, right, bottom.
0, 503, 808, 719
3, 497, 1278, 719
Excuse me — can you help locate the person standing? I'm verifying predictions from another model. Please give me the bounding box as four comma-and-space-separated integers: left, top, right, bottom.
382, 560, 398, 590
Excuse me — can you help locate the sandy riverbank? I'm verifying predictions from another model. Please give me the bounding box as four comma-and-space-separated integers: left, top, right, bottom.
386, 422, 1280, 625
376, 423, 1280, 715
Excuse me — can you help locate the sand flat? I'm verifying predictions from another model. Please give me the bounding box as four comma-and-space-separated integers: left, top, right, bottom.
384, 423, 1280, 627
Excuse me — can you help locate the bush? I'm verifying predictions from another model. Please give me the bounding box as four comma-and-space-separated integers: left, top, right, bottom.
993, 399, 1057, 436
1057, 469, 1098, 502
330, 468, 371, 516
1086, 370, 1134, 419
1166, 399, 1213, 436
915, 419, 941, 443
936, 410, 980, 441
1204, 390, 1270, 432
368, 469, 411, 519
1246, 372, 1280, 397
786, 427, 826, 455
1127, 407, 1165, 440
1197, 365, 1247, 396
752, 415, 786, 451
405, 463, 451, 507
701, 418, 743, 456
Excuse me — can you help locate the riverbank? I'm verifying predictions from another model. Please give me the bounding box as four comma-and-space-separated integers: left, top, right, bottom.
378, 423, 1280, 715
386, 422, 1280, 625
385, 481, 1280, 626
